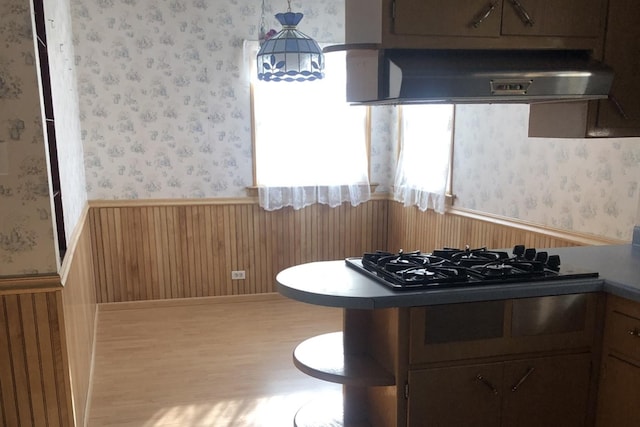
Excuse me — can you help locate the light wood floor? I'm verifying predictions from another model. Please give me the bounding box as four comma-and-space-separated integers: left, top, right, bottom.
87, 294, 343, 427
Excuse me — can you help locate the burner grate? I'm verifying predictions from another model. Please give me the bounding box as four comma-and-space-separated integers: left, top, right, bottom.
347, 245, 599, 290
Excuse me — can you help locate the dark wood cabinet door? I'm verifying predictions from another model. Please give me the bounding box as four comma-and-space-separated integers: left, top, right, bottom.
501, 0, 606, 37
408, 363, 503, 427
593, 0, 640, 135
393, 0, 502, 37
596, 355, 640, 427
394, 0, 605, 38
501, 353, 592, 427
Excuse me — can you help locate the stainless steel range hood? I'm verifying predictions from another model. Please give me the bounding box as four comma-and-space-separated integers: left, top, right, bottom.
345, 49, 614, 105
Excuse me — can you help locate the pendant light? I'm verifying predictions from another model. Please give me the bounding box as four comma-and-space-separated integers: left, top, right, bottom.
256, 0, 324, 82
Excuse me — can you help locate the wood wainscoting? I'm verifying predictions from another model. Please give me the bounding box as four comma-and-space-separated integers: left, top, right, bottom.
89, 198, 624, 304
88, 199, 389, 303
387, 202, 623, 252
0, 283, 74, 427
0, 207, 98, 427
60, 208, 98, 427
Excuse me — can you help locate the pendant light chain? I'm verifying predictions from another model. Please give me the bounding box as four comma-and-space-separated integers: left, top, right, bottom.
287, 0, 292, 12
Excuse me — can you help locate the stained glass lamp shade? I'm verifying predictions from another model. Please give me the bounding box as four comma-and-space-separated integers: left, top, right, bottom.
256, 11, 324, 82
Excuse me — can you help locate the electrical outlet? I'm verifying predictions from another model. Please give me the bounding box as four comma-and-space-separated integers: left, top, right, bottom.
231, 270, 246, 280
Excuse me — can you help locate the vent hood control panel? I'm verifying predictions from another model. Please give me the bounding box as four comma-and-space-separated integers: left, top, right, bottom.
490, 80, 533, 95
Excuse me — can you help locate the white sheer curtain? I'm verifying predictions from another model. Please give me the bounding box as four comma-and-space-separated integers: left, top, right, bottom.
393, 105, 454, 214
245, 41, 371, 211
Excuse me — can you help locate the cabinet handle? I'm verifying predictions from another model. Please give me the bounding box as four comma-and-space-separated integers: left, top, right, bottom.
475, 374, 499, 395
470, 2, 498, 28
609, 95, 630, 120
508, 0, 535, 26
628, 328, 640, 337
511, 367, 535, 392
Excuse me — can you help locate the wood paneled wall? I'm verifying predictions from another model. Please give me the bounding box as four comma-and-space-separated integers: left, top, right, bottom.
89, 200, 389, 303
0, 287, 74, 427
89, 198, 623, 304
60, 210, 97, 427
0, 209, 98, 427
387, 201, 620, 251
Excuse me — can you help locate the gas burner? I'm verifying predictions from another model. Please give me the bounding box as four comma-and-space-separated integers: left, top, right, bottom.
478, 264, 514, 276
347, 245, 599, 290
362, 250, 449, 273
379, 254, 448, 271
433, 246, 510, 267
399, 265, 469, 285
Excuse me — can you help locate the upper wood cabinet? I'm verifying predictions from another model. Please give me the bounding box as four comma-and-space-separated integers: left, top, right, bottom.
392, 1, 505, 38
346, 0, 607, 50
345, 0, 639, 136
529, 0, 640, 137
591, 0, 640, 136
394, 0, 605, 39
500, 0, 604, 37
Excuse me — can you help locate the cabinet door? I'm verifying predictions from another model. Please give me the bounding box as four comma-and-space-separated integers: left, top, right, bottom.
594, 0, 640, 135
596, 355, 640, 427
501, 0, 606, 37
501, 353, 592, 427
393, 0, 502, 37
606, 310, 640, 360
408, 363, 503, 427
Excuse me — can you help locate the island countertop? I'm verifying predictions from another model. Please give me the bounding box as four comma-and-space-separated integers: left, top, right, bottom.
276, 244, 640, 309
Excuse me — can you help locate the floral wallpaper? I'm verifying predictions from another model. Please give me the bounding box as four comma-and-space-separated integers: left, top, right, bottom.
0, 0, 57, 275
370, 106, 398, 192
453, 104, 640, 241
70, 1, 637, 241
70, 0, 392, 199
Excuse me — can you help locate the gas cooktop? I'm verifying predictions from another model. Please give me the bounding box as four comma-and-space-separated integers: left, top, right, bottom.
345, 245, 599, 291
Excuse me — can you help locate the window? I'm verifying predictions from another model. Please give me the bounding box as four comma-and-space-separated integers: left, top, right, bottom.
393, 105, 454, 213
247, 41, 371, 211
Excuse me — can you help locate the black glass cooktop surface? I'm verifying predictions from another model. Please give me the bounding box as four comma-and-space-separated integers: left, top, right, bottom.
345, 246, 599, 291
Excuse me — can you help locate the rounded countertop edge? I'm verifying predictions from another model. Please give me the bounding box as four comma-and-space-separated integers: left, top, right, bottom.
278, 279, 606, 309
276, 282, 377, 309
276, 261, 609, 309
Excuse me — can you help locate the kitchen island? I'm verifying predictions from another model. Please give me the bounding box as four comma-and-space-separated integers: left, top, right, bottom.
277, 243, 640, 427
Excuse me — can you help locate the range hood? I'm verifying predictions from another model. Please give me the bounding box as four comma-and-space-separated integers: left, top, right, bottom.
345, 49, 614, 105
